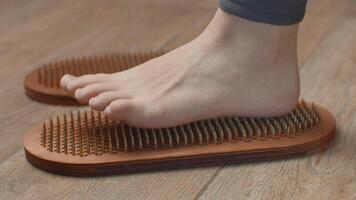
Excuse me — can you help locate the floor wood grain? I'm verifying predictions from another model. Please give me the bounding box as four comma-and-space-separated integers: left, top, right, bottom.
0, 0, 354, 199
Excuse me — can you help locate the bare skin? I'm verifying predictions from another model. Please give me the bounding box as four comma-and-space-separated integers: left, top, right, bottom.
61, 9, 300, 128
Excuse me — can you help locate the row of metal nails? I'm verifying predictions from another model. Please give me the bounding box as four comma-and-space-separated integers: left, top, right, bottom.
37, 51, 167, 88
40, 101, 320, 156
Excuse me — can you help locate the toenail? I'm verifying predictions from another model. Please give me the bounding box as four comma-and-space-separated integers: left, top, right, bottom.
67, 81, 77, 90
75, 89, 83, 98
67, 83, 73, 90
61, 74, 71, 86
104, 107, 111, 115
63, 74, 74, 81
89, 98, 96, 105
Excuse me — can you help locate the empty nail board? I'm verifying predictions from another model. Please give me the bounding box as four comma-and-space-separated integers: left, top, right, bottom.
24, 50, 167, 105
23, 101, 336, 176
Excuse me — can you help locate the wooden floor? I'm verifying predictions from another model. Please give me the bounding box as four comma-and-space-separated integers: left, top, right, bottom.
0, 0, 355, 199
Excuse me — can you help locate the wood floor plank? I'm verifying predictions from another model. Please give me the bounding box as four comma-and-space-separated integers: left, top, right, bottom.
298, 0, 348, 64
0, 1, 352, 200
0, 150, 219, 200
195, 3, 356, 200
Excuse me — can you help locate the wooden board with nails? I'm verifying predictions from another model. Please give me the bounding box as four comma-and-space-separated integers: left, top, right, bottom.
23, 102, 336, 176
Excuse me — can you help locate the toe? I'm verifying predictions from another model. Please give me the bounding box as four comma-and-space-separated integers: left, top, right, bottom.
66, 73, 110, 94
74, 83, 117, 104
89, 91, 131, 111
104, 99, 134, 121
60, 74, 76, 91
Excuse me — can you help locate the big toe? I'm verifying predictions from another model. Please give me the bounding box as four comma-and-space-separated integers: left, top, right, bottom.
60, 74, 76, 92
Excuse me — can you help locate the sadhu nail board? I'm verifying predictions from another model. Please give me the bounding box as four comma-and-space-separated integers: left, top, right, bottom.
23, 101, 336, 176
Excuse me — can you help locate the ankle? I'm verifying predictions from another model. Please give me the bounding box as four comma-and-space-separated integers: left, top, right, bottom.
198, 9, 299, 68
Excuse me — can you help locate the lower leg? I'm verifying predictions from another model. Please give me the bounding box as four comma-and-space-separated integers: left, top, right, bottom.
195, 8, 301, 114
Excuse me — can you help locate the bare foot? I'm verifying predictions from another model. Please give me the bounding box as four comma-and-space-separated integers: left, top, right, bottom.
61, 9, 300, 128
